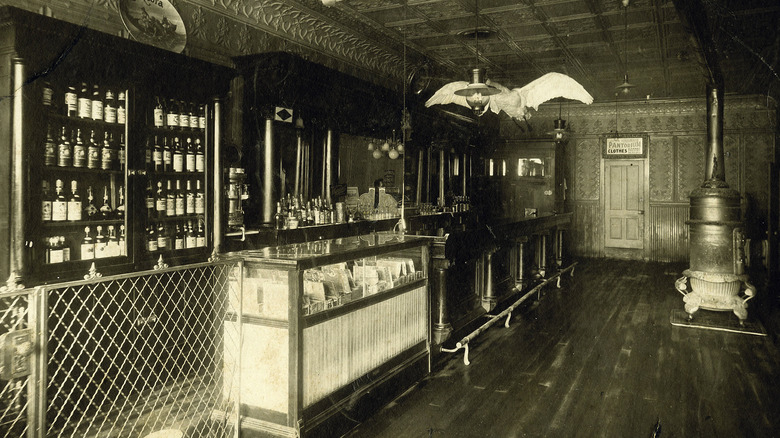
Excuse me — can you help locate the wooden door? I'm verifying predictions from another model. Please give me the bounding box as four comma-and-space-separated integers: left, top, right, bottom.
605, 160, 644, 249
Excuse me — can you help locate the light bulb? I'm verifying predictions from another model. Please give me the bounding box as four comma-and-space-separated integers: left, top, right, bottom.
396, 143, 404, 153
372, 149, 383, 159
367, 142, 375, 151
388, 148, 399, 159
381, 141, 391, 152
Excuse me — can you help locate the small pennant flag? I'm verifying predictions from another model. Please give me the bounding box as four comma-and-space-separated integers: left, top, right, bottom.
275, 107, 293, 123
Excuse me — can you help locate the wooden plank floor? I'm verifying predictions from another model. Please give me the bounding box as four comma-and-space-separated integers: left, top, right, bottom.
345, 259, 780, 438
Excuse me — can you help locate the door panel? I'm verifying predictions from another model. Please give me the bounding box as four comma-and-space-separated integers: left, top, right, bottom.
605, 160, 645, 249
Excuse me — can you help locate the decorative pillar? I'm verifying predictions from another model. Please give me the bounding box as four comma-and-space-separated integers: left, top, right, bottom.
438, 149, 445, 208
416, 150, 424, 204
481, 249, 496, 312
262, 113, 274, 225
324, 129, 334, 202
7, 57, 25, 287
213, 98, 223, 252
432, 264, 452, 345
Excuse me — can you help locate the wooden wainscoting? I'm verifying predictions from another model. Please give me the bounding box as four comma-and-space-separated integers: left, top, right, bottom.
649, 203, 689, 262
571, 201, 603, 258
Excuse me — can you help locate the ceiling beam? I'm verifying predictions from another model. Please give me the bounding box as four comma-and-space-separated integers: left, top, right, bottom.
671, 0, 723, 87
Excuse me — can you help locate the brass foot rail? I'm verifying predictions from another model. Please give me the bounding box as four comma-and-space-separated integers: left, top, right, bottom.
441, 262, 577, 365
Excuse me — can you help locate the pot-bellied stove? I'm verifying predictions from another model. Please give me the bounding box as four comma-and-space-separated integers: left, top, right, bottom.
675, 86, 756, 322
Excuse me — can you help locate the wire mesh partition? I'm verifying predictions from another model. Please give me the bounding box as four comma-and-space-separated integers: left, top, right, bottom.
0, 288, 33, 438
43, 261, 242, 438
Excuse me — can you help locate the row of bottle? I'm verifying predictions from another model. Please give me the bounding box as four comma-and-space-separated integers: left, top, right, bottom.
43, 81, 126, 124
153, 96, 207, 131
45, 224, 126, 264
145, 135, 205, 173
145, 179, 206, 218
43, 180, 124, 223
146, 219, 207, 252
45, 126, 125, 171
274, 195, 338, 230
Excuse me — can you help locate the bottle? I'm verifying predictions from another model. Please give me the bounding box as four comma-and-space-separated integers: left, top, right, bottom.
196, 219, 206, 247
61, 236, 70, 261
153, 136, 163, 171
44, 126, 57, 166
166, 180, 176, 217
174, 224, 184, 250
172, 137, 183, 172
99, 186, 113, 220
77, 82, 91, 119
145, 180, 156, 218
117, 133, 126, 170
115, 186, 125, 220
155, 181, 167, 218
94, 225, 107, 259
42, 81, 54, 109
87, 130, 100, 169
80, 226, 95, 260
65, 84, 77, 117
52, 179, 68, 222
153, 96, 165, 128
146, 223, 158, 252
194, 179, 205, 214
274, 201, 285, 230
67, 180, 82, 221
185, 220, 197, 248
185, 137, 195, 172
83, 186, 98, 221
157, 221, 168, 250
48, 236, 65, 263
185, 180, 195, 214
198, 104, 206, 130
41, 180, 53, 222
118, 225, 126, 256
163, 137, 172, 172
175, 180, 185, 216
101, 131, 114, 171
90, 84, 103, 121
188, 102, 198, 130
57, 127, 72, 167
195, 138, 205, 172
103, 89, 116, 124
167, 98, 179, 128
117, 91, 126, 125
179, 100, 189, 128
72, 129, 86, 168
106, 225, 119, 257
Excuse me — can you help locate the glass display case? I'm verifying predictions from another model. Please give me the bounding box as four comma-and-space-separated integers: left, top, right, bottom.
224, 233, 430, 437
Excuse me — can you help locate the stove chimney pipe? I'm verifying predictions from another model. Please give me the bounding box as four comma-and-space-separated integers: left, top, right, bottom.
704, 85, 725, 183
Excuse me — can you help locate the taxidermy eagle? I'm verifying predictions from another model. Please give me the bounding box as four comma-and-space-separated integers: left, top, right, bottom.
425, 72, 594, 120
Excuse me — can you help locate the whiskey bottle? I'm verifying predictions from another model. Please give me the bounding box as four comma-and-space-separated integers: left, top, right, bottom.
155, 181, 167, 218
72, 129, 86, 168
144, 138, 153, 171
175, 180, 185, 216
196, 218, 206, 248
153, 136, 163, 171
99, 186, 113, 220
166, 180, 176, 217
101, 132, 114, 171
157, 221, 168, 250
41, 180, 53, 222
198, 104, 206, 130
80, 226, 95, 260
90, 84, 103, 121
104, 89, 116, 124
163, 137, 172, 172
188, 102, 198, 130
173, 224, 184, 250
106, 225, 119, 257
118, 225, 126, 256
172, 137, 183, 172
194, 179, 205, 214
185, 220, 197, 248
275, 201, 285, 230
87, 130, 100, 169
153, 96, 165, 128
94, 225, 107, 259
179, 100, 190, 129
146, 224, 158, 252
44, 126, 57, 166
67, 180, 82, 221
185, 180, 195, 215
145, 180, 156, 218
195, 138, 205, 172
52, 179, 68, 222
166, 98, 179, 128
47, 236, 65, 263
61, 236, 71, 261
83, 186, 98, 221
57, 127, 72, 167
65, 84, 77, 117
115, 186, 125, 220
42, 81, 53, 109
185, 137, 195, 172
77, 82, 91, 119
117, 91, 126, 125
118, 133, 126, 170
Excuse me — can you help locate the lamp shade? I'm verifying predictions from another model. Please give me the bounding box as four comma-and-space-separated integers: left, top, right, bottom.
616, 74, 635, 94
454, 68, 500, 115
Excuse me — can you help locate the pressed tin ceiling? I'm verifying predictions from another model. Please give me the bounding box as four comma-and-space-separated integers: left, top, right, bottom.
294, 0, 780, 106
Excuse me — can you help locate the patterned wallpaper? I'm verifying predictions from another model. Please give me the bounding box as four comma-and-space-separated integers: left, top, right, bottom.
649, 136, 673, 202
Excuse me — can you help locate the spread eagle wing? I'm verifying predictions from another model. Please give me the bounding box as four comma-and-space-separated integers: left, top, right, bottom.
515, 72, 594, 112
424, 81, 470, 109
